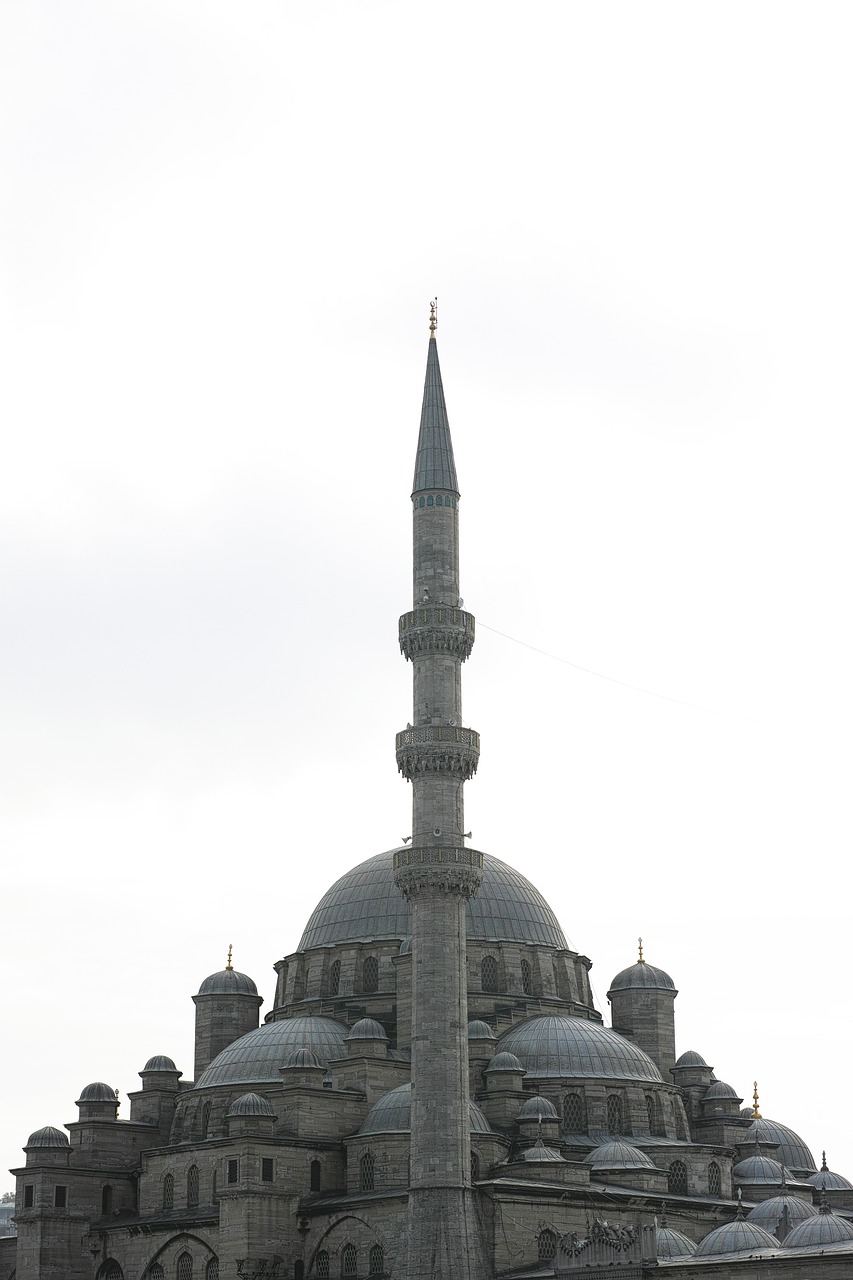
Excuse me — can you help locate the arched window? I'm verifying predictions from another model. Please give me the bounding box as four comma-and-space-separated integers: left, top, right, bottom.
471, 1151, 480, 1182
708, 1160, 721, 1196
520, 959, 533, 995
101, 1265, 123, 1280
341, 1244, 357, 1277
360, 1150, 375, 1192
537, 1229, 557, 1263
200, 1102, 211, 1138
426, 496, 434, 507
329, 960, 341, 996
481, 955, 498, 993
646, 1095, 655, 1132
316, 1251, 330, 1280
369, 1245, 384, 1276
187, 1164, 199, 1207
206, 1261, 219, 1280
606, 1095, 623, 1135
668, 1160, 688, 1195
295, 1263, 305, 1280
162, 1173, 174, 1210
562, 1092, 585, 1133
418, 497, 425, 509
310, 1160, 322, 1193
148, 1266, 164, 1280
363, 956, 379, 994
101, 1184, 113, 1216
177, 1256, 193, 1280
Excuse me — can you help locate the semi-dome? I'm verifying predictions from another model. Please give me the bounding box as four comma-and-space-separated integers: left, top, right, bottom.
468, 1020, 495, 1039
739, 1118, 816, 1173
695, 1217, 778, 1258
498, 1015, 662, 1082
298, 850, 567, 951
585, 1140, 655, 1170
748, 1194, 818, 1237
197, 968, 258, 997
608, 960, 675, 994
808, 1154, 853, 1191
674, 1049, 708, 1068
195, 1016, 349, 1087
142, 1055, 178, 1072
227, 1092, 275, 1118
521, 1140, 563, 1163
358, 1083, 492, 1135
77, 1082, 116, 1103
346, 1018, 388, 1040
784, 1206, 853, 1250
26, 1125, 69, 1148
517, 1096, 558, 1121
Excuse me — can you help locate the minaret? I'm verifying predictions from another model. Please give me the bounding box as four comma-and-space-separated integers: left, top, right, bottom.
394, 304, 487, 1280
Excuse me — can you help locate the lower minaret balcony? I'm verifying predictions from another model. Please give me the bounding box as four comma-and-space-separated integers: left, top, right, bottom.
395, 725, 480, 780
394, 844, 484, 898
399, 607, 475, 661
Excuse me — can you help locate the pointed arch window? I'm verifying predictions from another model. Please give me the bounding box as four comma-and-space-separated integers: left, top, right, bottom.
101, 1265, 124, 1280
187, 1164, 199, 1207
206, 1261, 219, 1280
369, 1246, 384, 1276
708, 1160, 721, 1196
101, 1184, 113, 1216
426, 496, 434, 506
341, 1244, 357, 1278
537, 1229, 557, 1263
360, 1150, 375, 1192
481, 955, 498, 993
148, 1266, 164, 1280
329, 960, 341, 996
471, 1150, 480, 1182
310, 1160, 322, 1193
162, 1173, 174, 1210
606, 1094, 623, 1135
200, 1102, 211, 1137
316, 1251, 330, 1280
520, 958, 533, 995
562, 1092, 585, 1133
177, 1255, 193, 1280
363, 956, 379, 994
668, 1160, 688, 1195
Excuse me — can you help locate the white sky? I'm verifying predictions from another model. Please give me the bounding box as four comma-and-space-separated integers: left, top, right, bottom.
1, 1, 852, 1191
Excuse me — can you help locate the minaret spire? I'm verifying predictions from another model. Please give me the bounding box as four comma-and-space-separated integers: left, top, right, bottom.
394, 312, 487, 1280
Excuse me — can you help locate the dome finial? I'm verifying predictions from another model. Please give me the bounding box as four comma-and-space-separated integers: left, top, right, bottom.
821, 1150, 829, 1171
226, 943, 233, 971
637, 936, 644, 963
429, 297, 437, 339
752, 1081, 762, 1119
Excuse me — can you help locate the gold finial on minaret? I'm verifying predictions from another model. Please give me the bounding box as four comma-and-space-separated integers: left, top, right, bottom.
752, 1081, 762, 1119
429, 297, 437, 338
637, 936, 645, 963
226, 943, 233, 971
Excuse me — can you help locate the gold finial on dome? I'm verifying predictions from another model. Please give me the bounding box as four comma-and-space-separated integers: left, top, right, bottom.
429, 297, 437, 338
226, 943, 233, 971
637, 936, 645, 963
752, 1081, 762, 1118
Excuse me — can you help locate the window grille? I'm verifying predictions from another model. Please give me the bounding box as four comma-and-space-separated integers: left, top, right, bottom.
102, 1265, 123, 1280
360, 1150, 375, 1192
54, 1186, 67, 1208
708, 1161, 721, 1196
668, 1160, 688, 1195
521, 959, 533, 995
262, 1158, 274, 1182
148, 1266, 164, 1280
562, 1093, 585, 1133
481, 955, 498, 993
200, 1103, 211, 1137
363, 956, 379, 994
24, 1185, 34, 1208
606, 1095, 623, 1135
187, 1165, 200, 1207
163, 1174, 174, 1209
329, 960, 341, 996
646, 1096, 655, 1132
177, 1254, 193, 1280
206, 1261, 219, 1280
538, 1229, 557, 1263
369, 1246, 384, 1275
227, 1159, 238, 1185
471, 1151, 480, 1182
316, 1251, 330, 1280
341, 1244, 357, 1277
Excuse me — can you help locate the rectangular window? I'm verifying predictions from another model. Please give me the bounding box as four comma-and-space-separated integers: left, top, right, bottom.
24, 1185, 34, 1208
54, 1186, 67, 1208
227, 1159, 239, 1185
261, 1158, 274, 1182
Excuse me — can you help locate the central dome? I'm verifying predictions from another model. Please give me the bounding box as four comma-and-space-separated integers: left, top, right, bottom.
298, 850, 568, 951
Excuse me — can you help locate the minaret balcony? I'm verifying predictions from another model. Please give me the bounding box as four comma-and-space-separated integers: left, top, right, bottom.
393, 844, 485, 898
399, 607, 475, 661
395, 725, 480, 780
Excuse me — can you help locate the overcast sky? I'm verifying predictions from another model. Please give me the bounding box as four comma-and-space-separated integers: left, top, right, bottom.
2, 1, 852, 1190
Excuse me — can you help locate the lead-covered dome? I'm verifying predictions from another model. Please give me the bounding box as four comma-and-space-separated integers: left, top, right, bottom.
784, 1206, 853, 1250
77, 1082, 115, 1103
358, 1083, 491, 1135
195, 1016, 348, 1088
26, 1125, 69, 1148
695, 1217, 778, 1258
748, 1194, 818, 1237
198, 968, 258, 997
227, 1092, 275, 1118
498, 1015, 662, 1082
608, 960, 675, 994
143, 1055, 178, 1072
739, 1118, 816, 1174
298, 850, 567, 950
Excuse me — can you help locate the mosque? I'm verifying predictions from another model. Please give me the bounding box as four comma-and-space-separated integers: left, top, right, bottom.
6, 312, 853, 1279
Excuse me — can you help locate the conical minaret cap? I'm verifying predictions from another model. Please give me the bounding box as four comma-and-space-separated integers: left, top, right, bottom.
412, 325, 459, 496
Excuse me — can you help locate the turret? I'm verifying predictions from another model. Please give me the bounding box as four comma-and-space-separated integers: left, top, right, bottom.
192, 946, 263, 1079
607, 938, 677, 1082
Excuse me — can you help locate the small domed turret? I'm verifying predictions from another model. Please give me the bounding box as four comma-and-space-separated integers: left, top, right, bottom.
143, 1055, 177, 1073
193, 945, 263, 1079
26, 1125, 69, 1148
606, 939, 677, 1081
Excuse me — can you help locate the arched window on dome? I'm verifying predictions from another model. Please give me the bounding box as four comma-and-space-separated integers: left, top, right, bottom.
363, 956, 379, 994
360, 1150, 375, 1192
481, 955, 499, 993
520, 958, 533, 996
162, 1173, 174, 1210
369, 1245, 384, 1276
177, 1254, 193, 1280
101, 1184, 113, 1216
471, 1150, 480, 1182
708, 1160, 721, 1196
646, 1093, 664, 1136
537, 1229, 557, 1263
200, 1102, 211, 1138
310, 1160, 322, 1193
148, 1265, 164, 1280
316, 1251, 330, 1280
562, 1092, 586, 1133
206, 1260, 219, 1280
329, 960, 341, 997
668, 1160, 688, 1196
606, 1095, 623, 1136
187, 1164, 199, 1207
341, 1244, 357, 1278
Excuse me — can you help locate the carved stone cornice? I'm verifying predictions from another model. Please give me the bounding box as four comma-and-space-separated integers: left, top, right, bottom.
393, 846, 484, 900
399, 607, 476, 661
395, 726, 480, 781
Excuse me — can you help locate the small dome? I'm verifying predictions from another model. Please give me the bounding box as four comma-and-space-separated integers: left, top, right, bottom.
608, 960, 675, 994
674, 1049, 708, 1068
695, 1218, 778, 1258
195, 1015, 349, 1088
517, 1096, 558, 1121
285, 1048, 323, 1069
346, 1018, 388, 1040
468, 1020, 495, 1040
739, 1118, 816, 1174
27, 1125, 69, 1148
499, 1015, 662, 1082
585, 1140, 655, 1170
807, 1155, 853, 1192
521, 1140, 564, 1163
734, 1154, 788, 1185
198, 968, 258, 997
359, 1083, 491, 1136
143, 1055, 178, 1072
705, 1080, 739, 1100
785, 1207, 853, 1250
485, 1051, 524, 1073
227, 1092, 275, 1118
656, 1226, 696, 1259
77, 1082, 116, 1103
748, 1194, 818, 1237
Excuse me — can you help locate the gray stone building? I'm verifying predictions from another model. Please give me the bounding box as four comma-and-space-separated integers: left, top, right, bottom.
6, 312, 853, 1279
